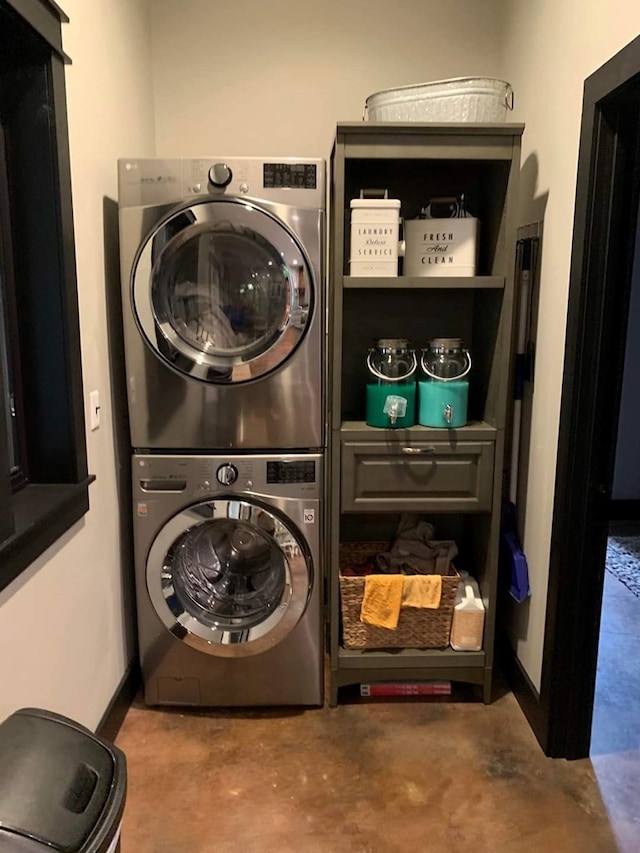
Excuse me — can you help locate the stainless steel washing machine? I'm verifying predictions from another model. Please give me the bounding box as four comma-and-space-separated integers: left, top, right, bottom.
118, 157, 325, 451
132, 452, 324, 707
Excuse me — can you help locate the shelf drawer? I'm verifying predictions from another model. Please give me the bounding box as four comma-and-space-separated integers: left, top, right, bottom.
341, 440, 494, 512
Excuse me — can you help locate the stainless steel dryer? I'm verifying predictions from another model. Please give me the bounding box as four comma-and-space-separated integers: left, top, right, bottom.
118, 157, 325, 451
133, 452, 323, 707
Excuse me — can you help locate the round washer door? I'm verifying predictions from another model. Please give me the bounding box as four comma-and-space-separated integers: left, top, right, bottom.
146, 497, 312, 657
132, 198, 314, 383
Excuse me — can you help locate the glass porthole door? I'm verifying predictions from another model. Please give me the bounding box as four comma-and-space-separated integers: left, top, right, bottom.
132, 199, 313, 383
146, 498, 312, 657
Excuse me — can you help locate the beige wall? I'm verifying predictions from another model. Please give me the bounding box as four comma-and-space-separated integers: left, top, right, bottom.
145, 0, 640, 695
150, 0, 505, 157
0, 0, 504, 731
3, 0, 637, 726
500, 1, 640, 689
0, 0, 154, 729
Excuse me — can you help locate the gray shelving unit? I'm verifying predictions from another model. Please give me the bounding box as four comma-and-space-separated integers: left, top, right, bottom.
328, 122, 524, 705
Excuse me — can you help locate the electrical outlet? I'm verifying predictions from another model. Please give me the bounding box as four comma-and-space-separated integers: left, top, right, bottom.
89, 390, 100, 431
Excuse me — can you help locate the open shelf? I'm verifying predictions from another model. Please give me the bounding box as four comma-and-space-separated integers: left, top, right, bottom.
344, 275, 505, 290
337, 121, 523, 161
329, 122, 524, 706
331, 649, 486, 701
338, 647, 484, 667
339, 420, 498, 441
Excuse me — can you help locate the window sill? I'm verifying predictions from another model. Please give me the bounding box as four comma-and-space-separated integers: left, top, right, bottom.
0, 477, 95, 593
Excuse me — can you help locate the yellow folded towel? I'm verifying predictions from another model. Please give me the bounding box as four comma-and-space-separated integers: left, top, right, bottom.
401, 575, 442, 609
360, 574, 404, 629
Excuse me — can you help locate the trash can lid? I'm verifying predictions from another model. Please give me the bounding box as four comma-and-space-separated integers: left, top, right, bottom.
0, 708, 125, 853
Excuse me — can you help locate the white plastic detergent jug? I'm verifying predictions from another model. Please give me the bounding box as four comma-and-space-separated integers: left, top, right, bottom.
450, 576, 485, 651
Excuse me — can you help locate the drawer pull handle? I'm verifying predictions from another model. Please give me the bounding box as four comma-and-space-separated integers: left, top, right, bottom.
401, 446, 435, 455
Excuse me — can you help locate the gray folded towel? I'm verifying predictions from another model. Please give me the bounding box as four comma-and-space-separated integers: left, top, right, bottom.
375, 514, 458, 575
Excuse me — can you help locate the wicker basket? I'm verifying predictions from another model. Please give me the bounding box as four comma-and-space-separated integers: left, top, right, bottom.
339, 541, 458, 650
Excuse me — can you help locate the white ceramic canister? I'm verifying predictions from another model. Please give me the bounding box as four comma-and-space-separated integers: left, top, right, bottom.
350, 197, 401, 277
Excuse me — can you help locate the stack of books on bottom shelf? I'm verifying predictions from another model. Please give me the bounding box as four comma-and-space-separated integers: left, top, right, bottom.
360, 680, 451, 697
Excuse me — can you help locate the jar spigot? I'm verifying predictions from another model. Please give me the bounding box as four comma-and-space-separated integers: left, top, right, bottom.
383, 394, 407, 425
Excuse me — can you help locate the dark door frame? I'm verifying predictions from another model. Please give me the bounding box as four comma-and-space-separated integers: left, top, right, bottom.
516, 36, 640, 759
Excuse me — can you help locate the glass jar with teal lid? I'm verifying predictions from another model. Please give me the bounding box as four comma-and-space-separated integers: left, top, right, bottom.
366, 338, 417, 428
419, 338, 471, 428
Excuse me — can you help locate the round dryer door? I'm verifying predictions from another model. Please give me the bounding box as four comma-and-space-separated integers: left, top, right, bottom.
146, 497, 312, 657
131, 198, 314, 383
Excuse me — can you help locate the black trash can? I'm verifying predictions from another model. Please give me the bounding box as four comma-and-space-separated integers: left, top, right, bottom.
0, 708, 126, 853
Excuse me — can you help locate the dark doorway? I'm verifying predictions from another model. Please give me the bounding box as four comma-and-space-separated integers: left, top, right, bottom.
589, 187, 640, 759
512, 35, 640, 759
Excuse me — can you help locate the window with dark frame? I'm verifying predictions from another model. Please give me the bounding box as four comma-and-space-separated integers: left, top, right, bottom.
0, 0, 94, 591
0, 124, 28, 492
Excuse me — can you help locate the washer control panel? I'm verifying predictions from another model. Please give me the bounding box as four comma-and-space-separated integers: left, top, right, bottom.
135, 454, 322, 499
266, 460, 315, 484
208, 162, 233, 188
216, 463, 238, 486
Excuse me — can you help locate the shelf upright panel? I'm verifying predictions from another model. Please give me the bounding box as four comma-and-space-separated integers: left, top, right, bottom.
329, 134, 346, 705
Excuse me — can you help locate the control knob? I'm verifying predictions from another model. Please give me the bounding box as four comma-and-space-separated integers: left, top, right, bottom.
208, 162, 233, 189
216, 463, 238, 486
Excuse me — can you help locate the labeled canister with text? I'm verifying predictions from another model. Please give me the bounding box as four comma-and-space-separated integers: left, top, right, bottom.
403, 196, 478, 277
350, 194, 401, 277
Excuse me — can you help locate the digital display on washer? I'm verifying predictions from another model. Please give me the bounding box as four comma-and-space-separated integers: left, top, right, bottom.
266, 460, 316, 484
263, 163, 317, 189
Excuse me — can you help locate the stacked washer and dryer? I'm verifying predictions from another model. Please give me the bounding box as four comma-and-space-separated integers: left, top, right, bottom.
118, 157, 325, 707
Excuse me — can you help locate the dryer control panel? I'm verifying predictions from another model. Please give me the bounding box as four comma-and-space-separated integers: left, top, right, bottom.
117, 157, 325, 210
263, 162, 317, 189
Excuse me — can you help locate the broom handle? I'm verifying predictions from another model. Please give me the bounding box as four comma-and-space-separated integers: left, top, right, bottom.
510, 239, 532, 505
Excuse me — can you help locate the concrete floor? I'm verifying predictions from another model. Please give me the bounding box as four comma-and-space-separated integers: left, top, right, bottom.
115, 529, 640, 852
585, 563, 640, 853
115, 668, 639, 852
592, 571, 640, 756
